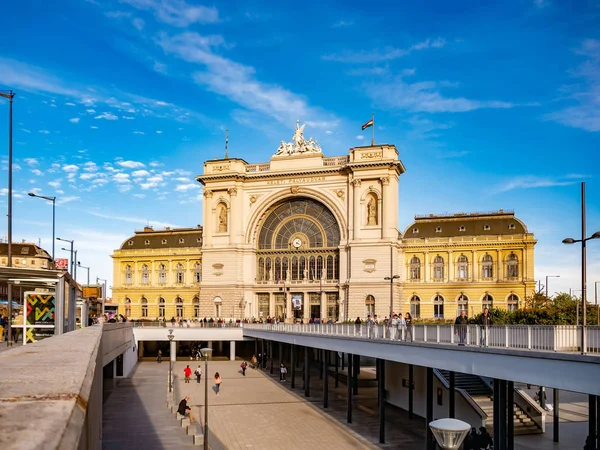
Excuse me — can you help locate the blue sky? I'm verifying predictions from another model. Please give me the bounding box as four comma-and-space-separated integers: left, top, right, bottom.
0, 0, 599, 297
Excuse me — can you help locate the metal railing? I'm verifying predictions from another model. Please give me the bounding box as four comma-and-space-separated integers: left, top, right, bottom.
132, 321, 243, 328
243, 323, 600, 355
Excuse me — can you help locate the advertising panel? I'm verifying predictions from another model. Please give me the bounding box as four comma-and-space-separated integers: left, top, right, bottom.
83, 286, 102, 298
292, 294, 303, 310
55, 258, 69, 270
24, 292, 55, 344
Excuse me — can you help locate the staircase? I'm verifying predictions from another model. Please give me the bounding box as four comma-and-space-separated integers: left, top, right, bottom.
436, 370, 542, 435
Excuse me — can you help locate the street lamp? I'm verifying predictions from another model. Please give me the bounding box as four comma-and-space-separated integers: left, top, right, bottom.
429, 418, 470, 449
1, 90, 15, 348
595, 281, 600, 326
61, 248, 77, 281
384, 275, 401, 319
167, 329, 175, 393
27, 192, 56, 259
200, 347, 213, 450
56, 237, 74, 274
545, 275, 560, 298
562, 182, 600, 355
78, 261, 90, 286
97, 277, 107, 315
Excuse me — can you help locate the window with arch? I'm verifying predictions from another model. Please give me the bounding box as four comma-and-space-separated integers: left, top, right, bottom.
433, 294, 444, 319
409, 256, 421, 280
365, 295, 375, 316
125, 265, 133, 285
158, 263, 167, 284
410, 295, 421, 319
507, 294, 519, 311
141, 264, 150, 285
141, 297, 148, 317
193, 262, 201, 283
433, 255, 444, 280
481, 254, 493, 279
457, 255, 469, 279
193, 296, 200, 318
482, 294, 494, 310
124, 297, 131, 317
457, 294, 469, 314
506, 253, 519, 278
158, 297, 166, 317
176, 297, 183, 317
176, 263, 184, 284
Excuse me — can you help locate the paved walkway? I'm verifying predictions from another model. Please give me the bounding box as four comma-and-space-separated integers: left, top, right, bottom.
103, 362, 197, 449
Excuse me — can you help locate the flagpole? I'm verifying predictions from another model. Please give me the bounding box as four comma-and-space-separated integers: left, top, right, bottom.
371, 113, 375, 146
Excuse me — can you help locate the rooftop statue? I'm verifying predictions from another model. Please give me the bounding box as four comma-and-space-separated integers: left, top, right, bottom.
274, 121, 322, 156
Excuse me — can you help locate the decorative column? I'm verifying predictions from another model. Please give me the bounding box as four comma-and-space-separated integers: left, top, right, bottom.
170, 339, 176, 363
424, 252, 429, 282
352, 178, 362, 240
203, 189, 213, 246
380, 176, 393, 239
497, 249, 503, 281
447, 251, 454, 282
269, 293, 274, 318
472, 251, 478, 282
302, 292, 309, 322
230, 341, 236, 361
286, 290, 292, 323
320, 288, 326, 321
228, 187, 239, 245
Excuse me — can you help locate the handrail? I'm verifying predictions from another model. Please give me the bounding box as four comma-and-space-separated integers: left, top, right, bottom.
433, 369, 488, 426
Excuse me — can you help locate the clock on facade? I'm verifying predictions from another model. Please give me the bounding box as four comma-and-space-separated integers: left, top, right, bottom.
292, 238, 302, 248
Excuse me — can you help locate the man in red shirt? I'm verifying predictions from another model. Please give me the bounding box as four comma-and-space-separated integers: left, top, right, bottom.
184, 365, 192, 383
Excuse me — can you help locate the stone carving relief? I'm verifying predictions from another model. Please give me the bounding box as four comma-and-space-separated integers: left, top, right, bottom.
203, 189, 213, 198
290, 185, 300, 194
228, 187, 238, 196
274, 121, 322, 156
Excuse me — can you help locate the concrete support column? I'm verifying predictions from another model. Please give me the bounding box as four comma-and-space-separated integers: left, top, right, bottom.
590, 395, 598, 450
353, 355, 359, 395
408, 364, 414, 419
291, 345, 296, 389
381, 176, 393, 239
319, 349, 323, 380
81, 302, 89, 327
208, 340, 213, 350
334, 351, 339, 388
493, 378, 500, 449
352, 179, 361, 240
254, 339, 258, 359
377, 358, 386, 443
278, 342, 283, 365
229, 341, 235, 361
508, 381, 515, 450
553, 389, 560, 443
426, 367, 434, 450
218, 341, 223, 354
499, 380, 508, 450
269, 341, 274, 374
170, 340, 176, 363
320, 290, 326, 321
304, 346, 310, 397
261, 340, 265, 368
323, 350, 328, 409
347, 353, 353, 423
449, 371, 455, 418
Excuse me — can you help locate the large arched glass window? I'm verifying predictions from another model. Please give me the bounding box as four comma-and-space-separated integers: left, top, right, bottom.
141, 297, 148, 317
158, 297, 165, 317
457, 294, 469, 314
409, 256, 421, 280
176, 263, 184, 284
433, 255, 444, 280
365, 295, 375, 316
507, 253, 519, 278
194, 262, 202, 283
158, 264, 167, 284
141, 264, 150, 285
193, 296, 200, 318
176, 297, 183, 317
482, 294, 494, 310
125, 265, 133, 285
410, 295, 421, 318
507, 294, 519, 311
481, 254, 493, 279
292, 256, 299, 281
457, 255, 468, 279
433, 294, 444, 319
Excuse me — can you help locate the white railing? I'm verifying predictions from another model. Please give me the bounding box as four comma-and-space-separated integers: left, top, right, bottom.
243, 323, 600, 355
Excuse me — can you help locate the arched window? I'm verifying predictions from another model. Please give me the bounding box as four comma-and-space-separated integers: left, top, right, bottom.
194, 262, 202, 283
141, 297, 148, 317
457, 294, 468, 314
507, 253, 519, 278
410, 295, 421, 318
292, 256, 299, 280
457, 255, 468, 279
282, 257, 289, 281
124, 297, 131, 317
481, 254, 493, 279
265, 258, 272, 281
326, 255, 334, 280
299, 256, 306, 280
193, 296, 200, 318
176, 263, 184, 284
507, 294, 519, 311
141, 264, 150, 284
158, 297, 165, 317
433, 255, 444, 280
158, 264, 167, 284
482, 294, 493, 310
125, 265, 132, 285
433, 294, 444, 319
316, 256, 323, 279
365, 295, 375, 316
409, 256, 421, 280
309, 256, 316, 280
176, 297, 183, 317
275, 257, 282, 282
258, 258, 265, 281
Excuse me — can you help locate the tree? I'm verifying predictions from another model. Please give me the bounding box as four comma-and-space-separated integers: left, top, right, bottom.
524, 291, 552, 309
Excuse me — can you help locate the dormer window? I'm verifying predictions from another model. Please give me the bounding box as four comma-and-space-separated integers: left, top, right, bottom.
435, 226, 442, 233
508, 223, 516, 230
483, 225, 491, 231
179, 238, 185, 244
161, 239, 167, 245
412, 228, 419, 234
459, 226, 465, 232
144, 239, 150, 245
128, 240, 133, 246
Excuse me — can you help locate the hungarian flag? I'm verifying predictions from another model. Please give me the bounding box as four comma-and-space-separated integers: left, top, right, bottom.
362, 119, 374, 130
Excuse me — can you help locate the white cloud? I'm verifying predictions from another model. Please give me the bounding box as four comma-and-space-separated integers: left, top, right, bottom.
21, 128, 31, 133
120, 0, 219, 27
153, 61, 167, 74
133, 193, 146, 198
149, 161, 162, 167
86, 109, 96, 114
90, 126, 98, 129
494, 175, 582, 193
132, 17, 145, 30
158, 32, 338, 129
147, 175, 163, 183
133, 131, 145, 135
80, 173, 97, 180
65, 102, 76, 106
132, 170, 150, 177
57, 196, 79, 205
31, 169, 43, 176
140, 182, 158, 190
322, 37, 446, 63
95, 112, 118, 120
83, 162, 98, 172
69, 117, 80, 123
24, 157, 38, 166
175, 183, 200, 191
113, 173, 131, 183
117, 160, 145, 169
92, 178, 109, 186
117, 184, 133, 193
105, 11, 132, 19
62, 164, 79, 173
39, 129, 50, 134
332, 20, 354, 28
325, 130, 333, 135
56, 189, 64, 194
356, 135, 365, 140
156, 130, 163, 134
122, 116, 135, 120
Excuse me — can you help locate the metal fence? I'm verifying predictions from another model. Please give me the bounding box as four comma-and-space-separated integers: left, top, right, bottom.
131, 321, 242, 328
243, 323, 600, 355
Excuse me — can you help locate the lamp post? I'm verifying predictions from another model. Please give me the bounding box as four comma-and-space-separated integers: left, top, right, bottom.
78, 261, 90, 286
429, 418, 471, 449
1, 90, 15, 348
562, 182, 600, 355
167, 329, 175, 392
57, 237, 74, 274
384, 275, 400, 320
200, 347, 213, 450
27, 192, 56, 259
595, 281, 600, 326
61, 247, 77, 281
97, 277, 107, 315
545, 275, 560, 298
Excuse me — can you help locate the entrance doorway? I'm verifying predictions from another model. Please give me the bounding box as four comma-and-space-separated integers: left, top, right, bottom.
310, 305, 321, 321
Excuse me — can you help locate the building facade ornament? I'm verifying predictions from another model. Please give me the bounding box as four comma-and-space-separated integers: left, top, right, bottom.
352, 178, 362, 187
290, 185, 300, 194
380, 176, 390, 186
274, 121, 322, 156
203, 189, 213, 198
228, 187, 238, 196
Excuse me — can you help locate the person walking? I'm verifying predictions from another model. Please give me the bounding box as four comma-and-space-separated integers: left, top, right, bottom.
455, 310, 468, 346
280, 363, 287, 382
240, 361, 248, 376
479, 308, 493, 347
184, 365, 192, 383
157, 349, 162, 363
405, 312, 413, 342
354, 317, 361, 336
214, 372, 222, 395
195, 365, 202, 383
